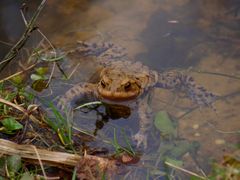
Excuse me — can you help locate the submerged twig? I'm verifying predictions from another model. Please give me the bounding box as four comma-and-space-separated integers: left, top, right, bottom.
178, 90, 240, 120
0, 0, 47, 72
67, 63, 80, 80
177, 106, 198, 120
189, 69, 240, 80
56, 62, 68, 79
208, 122, 240, 134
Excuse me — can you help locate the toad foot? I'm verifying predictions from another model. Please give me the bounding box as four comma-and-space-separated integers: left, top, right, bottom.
132, 131, 147, 149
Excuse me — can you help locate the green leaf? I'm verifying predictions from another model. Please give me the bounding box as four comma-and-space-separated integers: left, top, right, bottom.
1, 117, 23, 133
20, 91, 35, 101
20, 172, 34, 180
30, 74, 44, 81
40, 54, 65, 62
154, 111, 177, 137
31, 79, 48, 92
10, 75, 24, 85
35, 67, 48, 75
7, 155, 22, 175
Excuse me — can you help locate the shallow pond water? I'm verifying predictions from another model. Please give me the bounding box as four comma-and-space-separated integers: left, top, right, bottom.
1, 0, 240, 179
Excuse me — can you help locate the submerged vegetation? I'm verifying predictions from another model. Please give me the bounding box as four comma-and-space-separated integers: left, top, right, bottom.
0, 0, 240, 179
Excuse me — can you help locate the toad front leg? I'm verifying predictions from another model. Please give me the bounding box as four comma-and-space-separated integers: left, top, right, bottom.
57, 83, 98, 111
133, 95, 153, 149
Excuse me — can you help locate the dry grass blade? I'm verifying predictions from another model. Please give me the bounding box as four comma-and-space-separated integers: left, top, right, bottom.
0, 97, 28, 115
0, 97, 43, 125
32, 145, 48, 179
165, 161, 207, 180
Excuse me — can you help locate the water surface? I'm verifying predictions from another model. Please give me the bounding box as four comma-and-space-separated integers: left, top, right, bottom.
1, 0, 239, 179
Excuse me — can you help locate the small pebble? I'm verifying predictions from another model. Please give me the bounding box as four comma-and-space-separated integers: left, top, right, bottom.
215, 139, 225, 145
193, 124, 199, 129
194, 132, 200, 137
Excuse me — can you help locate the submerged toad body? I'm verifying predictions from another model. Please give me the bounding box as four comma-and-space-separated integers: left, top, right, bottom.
57, 41, 216, 148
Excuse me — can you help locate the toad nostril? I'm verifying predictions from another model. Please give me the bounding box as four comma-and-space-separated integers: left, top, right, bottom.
100, 80, 106, 88
124, 82, 131, 90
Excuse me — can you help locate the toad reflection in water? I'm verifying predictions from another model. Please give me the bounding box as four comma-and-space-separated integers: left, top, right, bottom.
56, 41, 216, 148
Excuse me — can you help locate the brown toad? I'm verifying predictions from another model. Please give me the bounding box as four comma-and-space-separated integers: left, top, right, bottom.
57, 41, 216, 148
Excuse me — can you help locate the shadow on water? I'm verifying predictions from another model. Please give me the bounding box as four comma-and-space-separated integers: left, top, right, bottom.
138, 0, 240, 70
0, 0, 25, 59
138, 1, 205, 69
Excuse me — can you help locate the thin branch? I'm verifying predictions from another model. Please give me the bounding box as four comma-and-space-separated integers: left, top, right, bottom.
0, 0, 47, 72
21, 4, 62, 86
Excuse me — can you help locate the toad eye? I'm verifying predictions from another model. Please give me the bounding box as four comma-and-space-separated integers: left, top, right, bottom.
100, 80, 106, 88
124, 82, 131, 90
